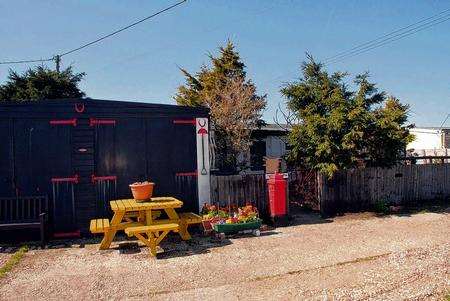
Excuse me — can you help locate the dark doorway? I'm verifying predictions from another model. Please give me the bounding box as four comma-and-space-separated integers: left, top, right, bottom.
250, 140, 266, 171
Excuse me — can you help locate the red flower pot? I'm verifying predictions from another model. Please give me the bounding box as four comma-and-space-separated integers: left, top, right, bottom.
129, 182, 154, 201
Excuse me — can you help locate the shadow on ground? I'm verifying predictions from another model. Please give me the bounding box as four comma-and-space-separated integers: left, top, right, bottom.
288, 211, 333, 226
0, 231, 237, 260
375, 202, 449, 219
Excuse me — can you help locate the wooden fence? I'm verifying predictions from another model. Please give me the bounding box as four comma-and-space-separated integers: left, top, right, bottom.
210, 172, 269, 217
318, 163, 450, 216
209, 170, 317, 218
288, 170, 318, 211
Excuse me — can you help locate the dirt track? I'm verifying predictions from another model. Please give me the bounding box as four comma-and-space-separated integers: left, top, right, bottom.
0, 210, 449, 300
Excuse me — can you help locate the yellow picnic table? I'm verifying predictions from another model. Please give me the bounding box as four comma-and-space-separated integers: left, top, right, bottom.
90, 197, 202, 256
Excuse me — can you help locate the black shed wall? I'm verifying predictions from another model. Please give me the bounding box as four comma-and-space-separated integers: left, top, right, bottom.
0, 98, 208, 234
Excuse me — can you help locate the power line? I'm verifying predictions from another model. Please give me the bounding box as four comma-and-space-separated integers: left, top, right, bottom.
324, 8, 450, 63
324, 10, 450, 65
326, 14, 450, 65
326, 13, 450, 64
0, 0, 187, 68
0, 58, 53, 65
59, 0, 187, 57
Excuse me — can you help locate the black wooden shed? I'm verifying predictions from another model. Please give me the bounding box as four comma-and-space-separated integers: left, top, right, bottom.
0, 98, 208, 235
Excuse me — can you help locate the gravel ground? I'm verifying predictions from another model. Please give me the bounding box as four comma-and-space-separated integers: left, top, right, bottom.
0, 210, 449, 300
0, 253, 12, 268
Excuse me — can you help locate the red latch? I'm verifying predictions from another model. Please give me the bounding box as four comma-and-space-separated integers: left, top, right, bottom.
175, 171, 198, 177
173, 119, 196, 125
50, 119, 77, 126
91, 174, 117, 183
51, 174, 79, 183
89, 118, 116, 126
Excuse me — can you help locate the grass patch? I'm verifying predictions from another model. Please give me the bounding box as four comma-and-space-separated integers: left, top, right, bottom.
0, 246, 28, 278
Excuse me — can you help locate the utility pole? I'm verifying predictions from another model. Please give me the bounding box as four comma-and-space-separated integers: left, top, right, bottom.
438, 113, 450, 131
54, 55, 61, 73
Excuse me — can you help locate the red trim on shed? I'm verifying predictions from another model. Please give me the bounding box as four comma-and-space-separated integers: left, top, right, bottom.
89, 118, 116, 126
51, 174, 79, 184
91, 174, 117, 183
49, 118, 77, 126
53, 230, 81, 238
173, 119, 196, 125
74, 103, 85, 113
175, 171, 198, 177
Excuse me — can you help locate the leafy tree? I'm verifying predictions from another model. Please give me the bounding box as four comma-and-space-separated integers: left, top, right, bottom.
175, 41, 266, 171
0, 65, 85, 101
282, 55, 413, 177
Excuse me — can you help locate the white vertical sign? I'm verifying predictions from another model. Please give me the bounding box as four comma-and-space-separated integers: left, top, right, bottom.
196, 117, 211, 211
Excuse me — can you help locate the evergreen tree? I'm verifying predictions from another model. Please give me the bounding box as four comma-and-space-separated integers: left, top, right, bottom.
175, 41, 266, 172
175, 41, 246, 106
282, 55, 413, 176
0, 65, 85, 101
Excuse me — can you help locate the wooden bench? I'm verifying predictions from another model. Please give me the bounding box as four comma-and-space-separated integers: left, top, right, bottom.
178, 212, 202, 240
90, 219, 110, 234
0, 196, 48, 247
125, 223, 179, 257
179, 212, 202, 224
90, 211, 162, 234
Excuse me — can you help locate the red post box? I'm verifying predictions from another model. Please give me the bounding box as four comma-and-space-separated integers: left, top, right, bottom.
267, 173, 287, 217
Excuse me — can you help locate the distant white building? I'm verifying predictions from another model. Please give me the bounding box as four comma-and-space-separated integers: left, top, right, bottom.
248, 123, 290, 171
406, 127, 450, 150
407, 127, 450, 150
407, 127, 450, 163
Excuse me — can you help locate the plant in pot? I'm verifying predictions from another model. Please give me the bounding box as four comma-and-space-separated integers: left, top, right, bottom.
201, 204, 229, 232
129, 181, 155, 202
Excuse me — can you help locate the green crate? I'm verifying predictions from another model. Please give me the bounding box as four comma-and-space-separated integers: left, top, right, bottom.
213, 220, 262, 234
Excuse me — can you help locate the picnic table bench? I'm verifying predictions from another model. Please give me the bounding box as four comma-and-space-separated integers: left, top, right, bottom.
125, 223, 179, 256
90, 197, 202, 257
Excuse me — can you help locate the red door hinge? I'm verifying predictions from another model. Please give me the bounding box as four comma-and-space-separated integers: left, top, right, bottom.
51, 174, 79, 183
91, 174, 117, 183
53, 230, 81, 238
89, 118, 116, 126
173, 119, 196, 125
50, 118, 77, 126
175, 171, 198, 177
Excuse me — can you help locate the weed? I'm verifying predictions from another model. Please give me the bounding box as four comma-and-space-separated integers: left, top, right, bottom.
373, 199, 390, 215
0, 246, 28, 278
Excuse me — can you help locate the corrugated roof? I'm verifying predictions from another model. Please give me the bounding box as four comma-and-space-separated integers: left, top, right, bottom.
255, 123, 291, 132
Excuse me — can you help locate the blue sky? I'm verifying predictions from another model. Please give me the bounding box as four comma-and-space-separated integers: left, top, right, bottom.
1, 0, 449, 126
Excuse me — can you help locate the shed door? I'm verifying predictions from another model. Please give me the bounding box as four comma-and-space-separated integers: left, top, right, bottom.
0, 120, 13, 196
155, 119, 198, 212
94, 117, 199, 214
13, 119, 73, 231
94, 118, 146, 216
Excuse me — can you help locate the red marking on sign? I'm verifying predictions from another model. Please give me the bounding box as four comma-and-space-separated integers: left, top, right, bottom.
197, 128, 208, 135
51, 174, 79, 184
50, 119, 77, 126
173, 119, 196, 125
89, 118, 116, 126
